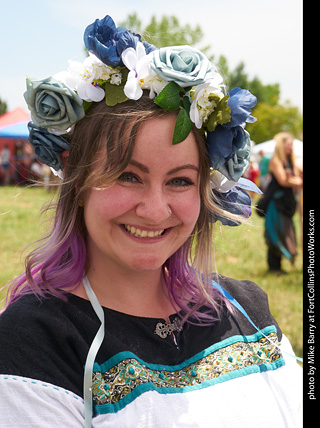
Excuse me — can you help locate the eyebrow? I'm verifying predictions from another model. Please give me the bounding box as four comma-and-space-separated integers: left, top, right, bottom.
129, 160, 199, 175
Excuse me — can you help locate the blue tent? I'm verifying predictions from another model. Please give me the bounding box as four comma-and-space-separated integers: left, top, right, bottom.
0, 121, 29, 139
0, 107, 30, 140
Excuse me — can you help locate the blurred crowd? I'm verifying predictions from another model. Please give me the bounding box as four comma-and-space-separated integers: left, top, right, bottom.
0, 140, 52, 188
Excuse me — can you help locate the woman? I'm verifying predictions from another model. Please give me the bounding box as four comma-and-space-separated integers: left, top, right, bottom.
264, 132, 303, 273
0, 15, 301, 428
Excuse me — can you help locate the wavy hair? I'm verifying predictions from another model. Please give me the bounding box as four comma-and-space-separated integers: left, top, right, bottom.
273, 132, 297, 168
3, 95, 240, 322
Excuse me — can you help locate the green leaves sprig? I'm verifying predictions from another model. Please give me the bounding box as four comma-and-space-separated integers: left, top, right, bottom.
154, 82, 232, 144
205, 95, 231, 132
154, 82, 193, 145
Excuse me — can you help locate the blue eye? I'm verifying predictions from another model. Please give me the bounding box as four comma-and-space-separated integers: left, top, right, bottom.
169, 177, 195, 187
118, 172, 140, 183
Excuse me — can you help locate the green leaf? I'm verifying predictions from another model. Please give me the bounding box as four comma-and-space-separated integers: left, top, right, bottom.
104, 68, 129, 107
104, 82, 128, 106
182, 96, 191, 114
172, 108, 193, 145
82, 100, 93, 112
154, 81, 181, 110
205, 95, 231, 132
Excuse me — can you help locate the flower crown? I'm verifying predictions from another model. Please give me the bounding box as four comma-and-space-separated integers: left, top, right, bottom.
24, 14, 261, 226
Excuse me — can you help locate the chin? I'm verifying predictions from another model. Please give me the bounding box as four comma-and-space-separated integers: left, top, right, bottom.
126, 254, 169, 272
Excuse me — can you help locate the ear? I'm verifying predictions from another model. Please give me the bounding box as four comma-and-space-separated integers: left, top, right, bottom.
61, 150, 70, 172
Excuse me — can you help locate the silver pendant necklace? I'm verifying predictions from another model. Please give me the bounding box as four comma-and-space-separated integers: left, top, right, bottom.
154, 317, 182, 339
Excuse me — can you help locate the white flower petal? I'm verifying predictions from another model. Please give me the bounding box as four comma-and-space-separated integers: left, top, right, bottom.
67, 60, 85, 77
124, 71, 143, 100
121, 47, 139, 70
52, 71, 78, 90
136, 41, 147, 60
110, 74, 122, 85
189, 103, 202, 129
76, 82, 90, 101
86, 84, 105, 102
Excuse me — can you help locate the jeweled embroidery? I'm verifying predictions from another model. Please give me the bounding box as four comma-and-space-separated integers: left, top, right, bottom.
92, 332, 282, 407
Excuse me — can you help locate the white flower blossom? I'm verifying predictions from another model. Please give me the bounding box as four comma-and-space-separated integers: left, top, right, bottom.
189, 78, 225, 129
122, 42, 151, 100
122, 43, 167, 100
139, 72, 168, 99
110, 73, 122, 85
54, 53, 123, 103
82, 53, 121, 82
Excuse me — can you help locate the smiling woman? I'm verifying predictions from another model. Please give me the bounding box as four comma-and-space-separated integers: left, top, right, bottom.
0, 13, 302, 428
81, 114, 201, 299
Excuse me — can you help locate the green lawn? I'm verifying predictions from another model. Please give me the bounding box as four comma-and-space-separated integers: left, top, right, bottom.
213, 202, 303, 359
0, 186, 52, 281
0, 186, 303, 359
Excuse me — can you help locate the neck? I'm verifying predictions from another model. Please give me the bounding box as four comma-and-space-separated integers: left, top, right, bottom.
73, 261, 176, 320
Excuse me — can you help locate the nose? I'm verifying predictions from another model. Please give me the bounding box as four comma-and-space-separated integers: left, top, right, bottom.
135, 187, 172, 224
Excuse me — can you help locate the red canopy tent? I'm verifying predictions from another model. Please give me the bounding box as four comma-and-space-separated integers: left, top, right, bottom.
0, 107, 33, 184
0, 106, 29, 128
0, 107, 29, 150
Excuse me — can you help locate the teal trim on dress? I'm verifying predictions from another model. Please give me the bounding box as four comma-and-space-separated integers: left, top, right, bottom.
95, 359, 284, 415
92, 325, 285, 415
94, 325, 277, 373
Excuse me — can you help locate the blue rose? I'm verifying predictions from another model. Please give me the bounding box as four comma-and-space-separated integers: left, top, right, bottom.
151, 46, 215, 88
212, 187, 252, 226
207, 125, 251, 181
24, 77, 85, 134
217, 128, 251, 181
84, 15, 155, 67
225, 88, 257, 128
28, 122, 70, 171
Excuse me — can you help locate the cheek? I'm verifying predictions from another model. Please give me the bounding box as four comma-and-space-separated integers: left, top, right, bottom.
174, 191, 201, 227
85, 187, 136, 219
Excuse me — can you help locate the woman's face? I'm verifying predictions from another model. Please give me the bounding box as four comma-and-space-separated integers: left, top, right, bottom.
283, 138, 293, 155
84, 115, 201, 275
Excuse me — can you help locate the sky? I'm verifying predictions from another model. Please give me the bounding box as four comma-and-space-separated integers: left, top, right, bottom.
0, 0, 303, 113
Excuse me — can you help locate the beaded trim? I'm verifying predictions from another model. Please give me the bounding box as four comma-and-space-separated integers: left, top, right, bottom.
91, 330, 283, 412
154, 317, 182, 339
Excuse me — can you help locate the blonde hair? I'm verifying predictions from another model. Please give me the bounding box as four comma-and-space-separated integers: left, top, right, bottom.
273, 132, 296, 167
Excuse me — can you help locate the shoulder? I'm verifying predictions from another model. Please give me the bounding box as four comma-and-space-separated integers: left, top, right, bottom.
268, 155, 280, 172
213, 274, 282, 340
0, 293, 96, 396
269, 155, 280, 167
0, 292, 84, 340
215, 274, 268, 304
0, 293, 76, 357
0, 293, 59, 344
0, 291, 99, 330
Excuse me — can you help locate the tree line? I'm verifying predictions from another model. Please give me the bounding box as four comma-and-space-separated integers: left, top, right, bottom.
120, 14, 303, 143
0, 14, 302, 143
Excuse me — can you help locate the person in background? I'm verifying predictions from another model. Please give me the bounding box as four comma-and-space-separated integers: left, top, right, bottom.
0, 144, 11, 185
0, 15, 302, 428
14, 139, 25, 184
264, 132, 303, 273
258, 149, 271, 192
243, 159, 259, 199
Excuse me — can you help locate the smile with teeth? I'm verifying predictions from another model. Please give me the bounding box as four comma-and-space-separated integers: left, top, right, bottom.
124, 225, 165, 238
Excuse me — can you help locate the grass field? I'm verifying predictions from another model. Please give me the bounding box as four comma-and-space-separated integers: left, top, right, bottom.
0, 185, 303, 359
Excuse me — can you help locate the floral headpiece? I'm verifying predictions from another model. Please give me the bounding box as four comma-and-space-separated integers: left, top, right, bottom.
24, 14, 261, 226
